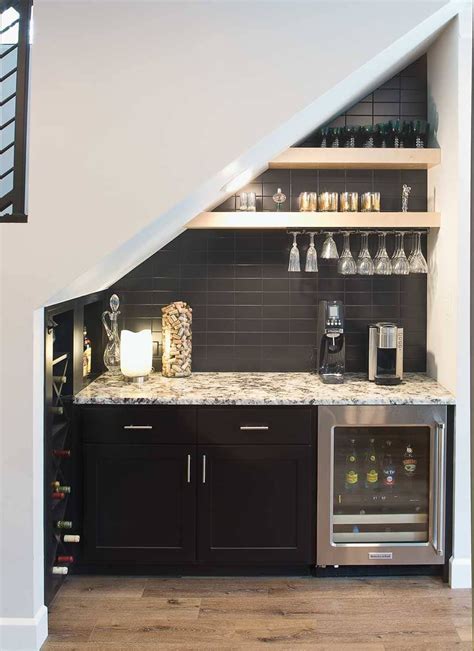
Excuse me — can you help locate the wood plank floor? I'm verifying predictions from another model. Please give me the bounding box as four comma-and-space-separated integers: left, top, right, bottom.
42, 575, 472, 650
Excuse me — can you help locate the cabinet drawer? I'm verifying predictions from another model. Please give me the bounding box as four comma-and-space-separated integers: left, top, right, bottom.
81, 406, 196, 444
198, 407, 313, 445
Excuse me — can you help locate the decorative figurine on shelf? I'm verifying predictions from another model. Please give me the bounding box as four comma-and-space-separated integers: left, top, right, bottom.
102, 294, 121, 374
272, 187, 287, 211
401, 184, 412, 212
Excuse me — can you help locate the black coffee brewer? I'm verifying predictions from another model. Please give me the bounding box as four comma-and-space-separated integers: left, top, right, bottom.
316, 300, 345, 384
368, 322, 404, 385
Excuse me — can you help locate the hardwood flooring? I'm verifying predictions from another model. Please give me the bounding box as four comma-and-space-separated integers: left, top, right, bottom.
42, 575, 471, 650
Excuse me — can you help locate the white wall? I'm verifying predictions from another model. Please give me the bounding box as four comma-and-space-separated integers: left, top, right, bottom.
0, 1, 468, 649
427, 5, 472, 588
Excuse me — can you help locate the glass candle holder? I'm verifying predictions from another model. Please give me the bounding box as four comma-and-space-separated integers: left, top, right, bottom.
309, 192, 318, 211
239, 192, 256, 211
318, 192, 332, 211
239, 192, 248, 211
371, 192, 381, 212
247, 192, 256, 212
299, 192, 310, 212
361, 192, 372, 212
328, 192, 338, 211
340, 192, 358, 212
161, 301, 192, 378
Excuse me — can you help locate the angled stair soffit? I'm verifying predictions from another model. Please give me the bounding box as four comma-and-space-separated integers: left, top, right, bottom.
49, 3, 459, 306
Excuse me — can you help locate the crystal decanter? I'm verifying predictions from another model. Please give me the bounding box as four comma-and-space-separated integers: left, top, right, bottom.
102, 294, 121, 374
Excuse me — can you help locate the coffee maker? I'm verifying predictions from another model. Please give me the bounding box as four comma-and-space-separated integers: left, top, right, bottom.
368, 322, 403, 385
317, 300, 345, 384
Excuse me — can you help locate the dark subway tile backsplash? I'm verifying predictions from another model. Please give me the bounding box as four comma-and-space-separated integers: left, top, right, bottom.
111, 229, 427, 373
110, 58, 428, 374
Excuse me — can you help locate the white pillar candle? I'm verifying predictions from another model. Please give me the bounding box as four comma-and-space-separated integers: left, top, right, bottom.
120, 329, 153, 378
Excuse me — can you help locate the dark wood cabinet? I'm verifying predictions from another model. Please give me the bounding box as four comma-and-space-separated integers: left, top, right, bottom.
80, 405, 315, 569
84, 443, 196, 563
198, 445, 314, 565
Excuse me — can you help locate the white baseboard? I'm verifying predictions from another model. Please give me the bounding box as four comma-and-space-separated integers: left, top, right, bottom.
0, 605, 48, 651
449, 556, 472, 588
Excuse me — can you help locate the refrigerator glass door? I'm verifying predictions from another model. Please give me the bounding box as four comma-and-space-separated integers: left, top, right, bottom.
333, 426, 430, 544
317, 405, 447, 566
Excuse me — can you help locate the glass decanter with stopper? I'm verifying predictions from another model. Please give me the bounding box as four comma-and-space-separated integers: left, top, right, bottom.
102, 294, 121, 374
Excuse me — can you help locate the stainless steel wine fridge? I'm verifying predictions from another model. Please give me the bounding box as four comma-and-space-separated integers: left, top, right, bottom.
317, 405, 447, 566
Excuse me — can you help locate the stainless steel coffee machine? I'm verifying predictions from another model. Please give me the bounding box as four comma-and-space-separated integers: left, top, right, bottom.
368, 322, 403, 385
317, 300, 345, 384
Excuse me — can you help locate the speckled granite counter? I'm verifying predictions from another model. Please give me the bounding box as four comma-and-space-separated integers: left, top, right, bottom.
75, 372, 455, 406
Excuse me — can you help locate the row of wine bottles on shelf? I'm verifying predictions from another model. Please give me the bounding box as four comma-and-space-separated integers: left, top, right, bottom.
344, 438, 418, 491
310, 121, 430, 149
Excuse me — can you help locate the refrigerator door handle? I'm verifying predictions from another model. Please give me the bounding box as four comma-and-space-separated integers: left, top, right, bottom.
434, 421, 446, 557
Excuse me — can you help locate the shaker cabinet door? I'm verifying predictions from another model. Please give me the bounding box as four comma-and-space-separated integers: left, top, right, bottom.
84, 444, 196, 563
197, 445, 314, 565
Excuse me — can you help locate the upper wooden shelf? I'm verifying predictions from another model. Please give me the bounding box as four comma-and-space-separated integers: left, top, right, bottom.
187, 212, 440, 229
269, 148, 441, 170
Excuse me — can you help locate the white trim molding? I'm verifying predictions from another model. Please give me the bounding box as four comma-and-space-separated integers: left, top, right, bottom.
449, 556, 472, 589
0, 605, 48, 651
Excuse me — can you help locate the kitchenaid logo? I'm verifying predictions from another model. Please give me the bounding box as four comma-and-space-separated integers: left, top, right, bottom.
368, 552, 393, 560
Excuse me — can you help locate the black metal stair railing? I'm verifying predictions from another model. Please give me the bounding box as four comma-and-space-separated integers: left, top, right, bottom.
0, 0, 32, 222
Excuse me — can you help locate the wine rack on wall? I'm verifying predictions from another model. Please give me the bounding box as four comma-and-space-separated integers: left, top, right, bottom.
44, 292, 105, 606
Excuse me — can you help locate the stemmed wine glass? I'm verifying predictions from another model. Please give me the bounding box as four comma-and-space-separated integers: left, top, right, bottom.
356, 231, 374, 275
337, 232, 357, 275
321, 232, 339, 259
391, 232, 410, 275
408, 232, 428, 274
305, 232, 318, 272
374, 232, 392, 275
288, 231, 301, 272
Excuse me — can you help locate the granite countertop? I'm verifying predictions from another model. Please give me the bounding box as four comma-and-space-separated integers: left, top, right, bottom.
74, 372, 455, 406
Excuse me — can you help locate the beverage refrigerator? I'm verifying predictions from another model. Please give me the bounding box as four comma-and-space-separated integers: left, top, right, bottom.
317, 405, 447, 566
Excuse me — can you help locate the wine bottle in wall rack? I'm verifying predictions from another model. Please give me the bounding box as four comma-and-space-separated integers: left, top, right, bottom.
56, 555, 74, 564
53, 375, 67, 384
62, 534, 80, 543
51, 481, 71, 493
50, 406, 64, 416
51, 492, 65, 500
55, 520, 72, 530
52, 566, 68, 575
52, 449, 71, 458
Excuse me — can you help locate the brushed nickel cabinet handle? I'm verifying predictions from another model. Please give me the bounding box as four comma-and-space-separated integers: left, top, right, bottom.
202, 454, 206, 484
123, 425, 153, 430
187, 454, 191, 484
239, 425, 269, 431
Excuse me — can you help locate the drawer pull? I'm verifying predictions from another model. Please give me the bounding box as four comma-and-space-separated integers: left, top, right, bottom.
123, 425, 153, 430
202, 454, 206, 484
187, 454, 191, 484
240, 425, 269, 431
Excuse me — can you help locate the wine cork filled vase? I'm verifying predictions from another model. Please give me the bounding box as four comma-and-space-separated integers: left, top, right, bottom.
161, 301, 192, 377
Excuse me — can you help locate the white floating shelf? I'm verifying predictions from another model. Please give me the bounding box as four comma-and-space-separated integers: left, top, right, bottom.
187, 211, 440, 230
268, 147, 441, 170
